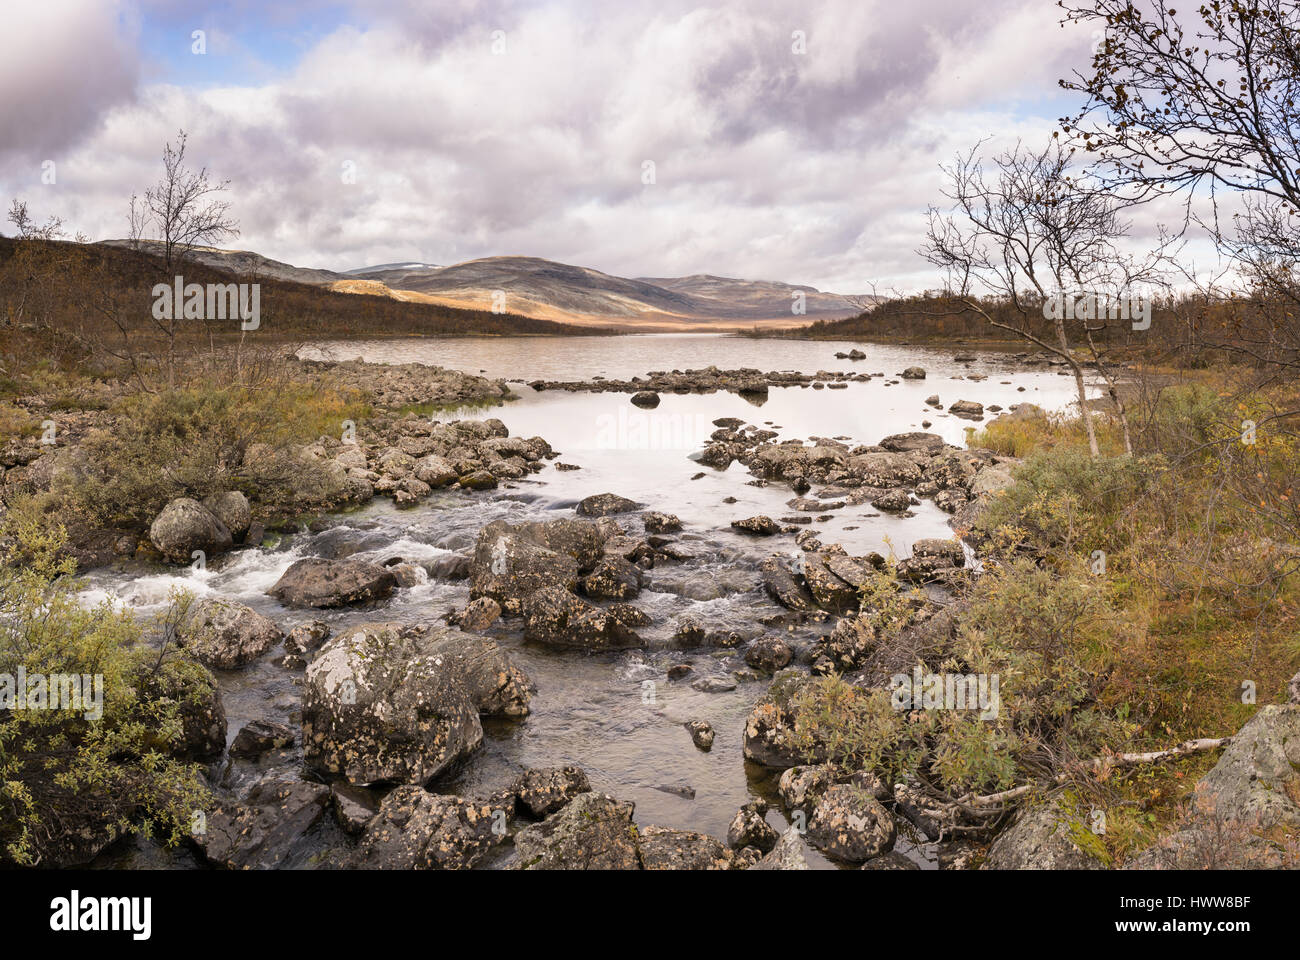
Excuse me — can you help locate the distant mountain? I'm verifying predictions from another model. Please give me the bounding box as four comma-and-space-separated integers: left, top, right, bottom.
337, 256, 877, 329
98, 239, 347, 287
99, 243, 877, 330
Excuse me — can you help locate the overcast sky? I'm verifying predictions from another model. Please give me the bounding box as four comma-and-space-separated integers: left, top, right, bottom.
0, 0, 1184, 293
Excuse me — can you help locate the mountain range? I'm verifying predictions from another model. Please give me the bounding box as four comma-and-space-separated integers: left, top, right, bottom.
100, 241, 876, 330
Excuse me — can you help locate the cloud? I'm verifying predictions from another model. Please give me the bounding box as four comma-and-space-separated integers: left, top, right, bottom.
0, 0, 1147, 292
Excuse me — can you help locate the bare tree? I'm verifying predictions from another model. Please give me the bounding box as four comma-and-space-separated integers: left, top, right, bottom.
130, 130, 239, 386
921, 139, 1167, 456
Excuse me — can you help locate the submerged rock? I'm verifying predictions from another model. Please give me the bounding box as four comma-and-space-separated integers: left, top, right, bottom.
196, 779, 330, 870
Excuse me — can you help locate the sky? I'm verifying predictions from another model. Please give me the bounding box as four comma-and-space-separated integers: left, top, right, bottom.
0, 0, 1198, 293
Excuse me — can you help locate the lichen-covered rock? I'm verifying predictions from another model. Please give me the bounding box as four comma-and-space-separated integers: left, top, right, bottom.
511, 766, 592, 818
638, 827, 732, 870
521, 585, 642, 651
580, 555, 642, 600
301, 624, 487, 786
744, 636, 793, 673
643, 512, 682, 533
469, 521, 584, 614
750, 827, 813, 870
727, 800, 779, 853
413, 455, 458, 487
948, 399, 985, 419
807, 783, 896, 863
181, 598, 283, 670
196, 779, 330, 870
760, 556, 817, 611
685, 719, 715, 751
983, 797, 1101, 870
514, 792, 642, 870
348, 785, 508, 869
454, 596, 501, 631
149, 497, 232, 563
731, 515, 780, 536
778, 764, 834, 812
267, 557, 397, 609
743, 670, 819, 769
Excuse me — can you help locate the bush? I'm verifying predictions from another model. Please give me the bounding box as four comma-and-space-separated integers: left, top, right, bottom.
0, 512, 208, 865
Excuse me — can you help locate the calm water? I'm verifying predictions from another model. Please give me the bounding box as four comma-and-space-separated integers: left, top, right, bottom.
88, 335, 1100, 869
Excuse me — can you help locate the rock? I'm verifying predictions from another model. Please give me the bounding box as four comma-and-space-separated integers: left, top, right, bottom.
778, 765, 833, 811
732, 515, 781, 535
521, 585, 642, 651
879, 432, 945, 455
302, 624, 496, 785
727, 800, 778, 852
760, 556, 817, 611
1184, 704, 1300, 832
743, 670, 817, 768
668, 664, 693, 681
575, 492, 641, 517
201, 491, 252, 542
803, 554, 860, 613
349, 785, 507, 869
267, 557, 397, 609
861, 851, 920, 870
514, 792, 641, 870
937, 840, 981, 870
330, 782, 379, 834
580, 555, 643, 600
457, 469, 498, 490
1289, 669, 1300, 704
181, 598, 283, 670
870, 488, 912, 512
983, 797, 1101, 869
643, 511, 682, 533
692, 676, 737, 693
512, 766, 592, 818
638, 827, 732, 870
196, 779, 330, 869
750, 827, 813, 870
901, 366, 926, 379
849, 451, 922, 487
149, 497, 232, 563
807, 783, 896, 863
229, 719, 295, 758
469, 524, 580, 615
948, 399, 984, 419
284, 620, 331, 655
455, 596, 501, 631
673, 616, 707, 647
898, 538, 966, 580
745, 636, 794, 673
685, 720, 715, 751
969, 465, 1015, 497
413, 455, 458, 487
631, 391, 661, 408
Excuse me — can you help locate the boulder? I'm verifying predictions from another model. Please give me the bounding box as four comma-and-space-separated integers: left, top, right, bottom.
750, 827, 813, 870
727, 800, 778, 852
745, 636, 794, 673
301, 624, 487, 786
638, 827, 732, 870
201, 491, 252, 542
181, 598, 283, 670
743, 670, 818, 769
778, 765, 834, 812
348, 785, 508, 869
512, 766, 592, 818
413, 455, 458, 487
983, 796, 1102, 870
879, 432, 945, 455
454, 596, 501, 631
643, 512, 682, 533
470, 526, 580, 615
135, 653, 226, 761
948, 399, 984, 419
149, 497, 232, 563
196, 779, 330, 870
575, 493, 641, 517
580, 555, 643, 600
521, 585, 642, 651
513, 792, 642, 870
631, 391, 661, 408
229, 719, 295, 758
267, 557, 397, 609
807, 783, 896, 863
732, 515, 781, 536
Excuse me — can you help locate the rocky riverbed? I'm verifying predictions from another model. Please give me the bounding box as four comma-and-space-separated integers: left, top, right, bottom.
12, 336, 1289, 870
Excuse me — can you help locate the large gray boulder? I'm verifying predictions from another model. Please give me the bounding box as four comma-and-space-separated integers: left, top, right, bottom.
196, 779, 330, 870
267, 557, 397, 608
181, 597, 283, 670
469, 522, 583, 614
750, 827, 813, 870
149, 497, 232, 563
302, 624, 489, 786
807, 783, 896, 863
